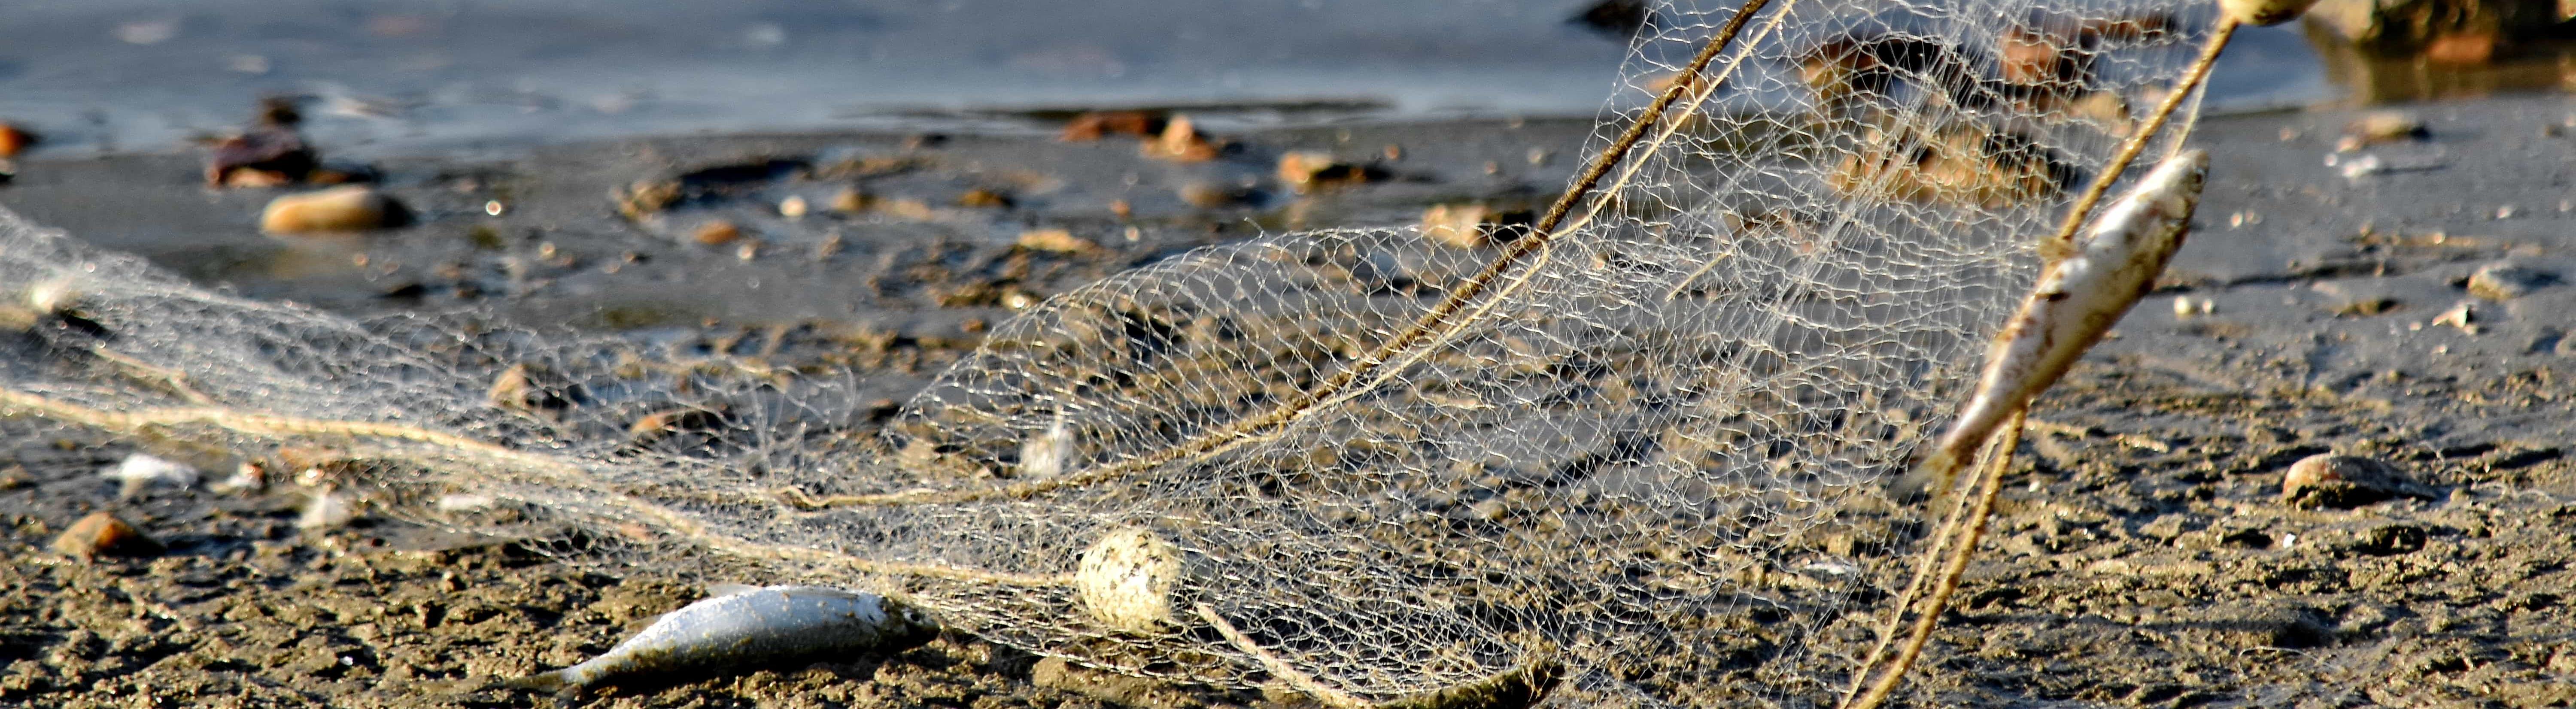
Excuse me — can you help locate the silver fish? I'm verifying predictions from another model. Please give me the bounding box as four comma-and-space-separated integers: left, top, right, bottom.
510, 584, 936, 693
1896, 149, 2208, 500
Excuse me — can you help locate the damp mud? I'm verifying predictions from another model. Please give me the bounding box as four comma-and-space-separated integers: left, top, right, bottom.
2, 92, 2574, 707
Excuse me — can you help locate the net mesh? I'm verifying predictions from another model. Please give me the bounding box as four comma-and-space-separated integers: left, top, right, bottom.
0, 0, 2223, 705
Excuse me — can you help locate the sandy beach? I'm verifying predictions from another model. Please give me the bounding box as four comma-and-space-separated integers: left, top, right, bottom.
1, 73, 2573, 709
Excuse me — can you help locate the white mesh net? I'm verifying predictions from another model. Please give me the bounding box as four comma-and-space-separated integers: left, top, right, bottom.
0, 0, 2228, 706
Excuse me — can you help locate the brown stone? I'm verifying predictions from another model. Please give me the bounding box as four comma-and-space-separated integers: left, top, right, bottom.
1141, 115, 1220, 162
51, 512, 162, 560
259, 186, 411, 234
691, 219, 743, 246
2281, 454, 2431, 509
1058, 110, 1168, 142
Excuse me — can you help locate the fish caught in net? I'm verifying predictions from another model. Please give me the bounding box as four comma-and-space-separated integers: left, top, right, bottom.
0, 0, 2259, 706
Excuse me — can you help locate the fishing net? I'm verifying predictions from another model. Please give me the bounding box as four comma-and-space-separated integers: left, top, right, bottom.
0, 0, 2228, 706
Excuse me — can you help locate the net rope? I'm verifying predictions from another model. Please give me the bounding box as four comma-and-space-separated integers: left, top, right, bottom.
0, 0, 2223, 705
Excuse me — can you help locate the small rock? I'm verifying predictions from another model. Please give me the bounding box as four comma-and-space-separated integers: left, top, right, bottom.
260, 186, 412, 234
957, 188, 1014, 209
628, 407, 729, 447
828, 187, 875, 214
2465, 261, 2554, 300
51, 512, 162, 560
1141, 115, 1220, 162
613, 180, 684, 220
1276, 151, 1382, 194
0, 122, 36, 158
691, 219, 744, 246
2281, 454, 2430, 509
0, 464, 31, 490
487, 363, 577, 416
2336, 111, 2428, 152
1419, 204, 1534, 250
1058, 110, 1167, 142
1017, 228, 1098, 255
777, 195, 808, 219
2429, 301, 2477, 333
1176, 181, 1258, 209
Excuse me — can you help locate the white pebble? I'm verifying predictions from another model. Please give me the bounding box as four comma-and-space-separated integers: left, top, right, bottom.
298, 486, 358, 530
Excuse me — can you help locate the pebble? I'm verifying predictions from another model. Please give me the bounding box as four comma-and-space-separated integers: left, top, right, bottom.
2429, 301, 2477, 333
777, 195, 808, 219
206, 127, 317, 188
2281, 454, 2427, 509
2465, 261, 2554, 300
1419, 204, 1533, 250
691, 219, 744, 246
0, 122, 35, 157
486, 363, 575, 416
1016, 228, 1099, 255
51, 512, 162, 560
259, 186, 411, 234
1276, 151, 1384, 194
957, 188, 1014, 208
1176, 181, 1258, 209
1058, 110, 1167, 142
1141, 115, 1219, 162
613, 180, 683, 220
0, 464, 31, 490
628, 407, 728, 446
828, 186, 874, 214
2336, 111, 2428, 152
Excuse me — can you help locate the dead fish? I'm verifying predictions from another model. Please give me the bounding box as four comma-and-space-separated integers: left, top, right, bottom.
1895, 150, 2208, 500
509, 584, 936, 694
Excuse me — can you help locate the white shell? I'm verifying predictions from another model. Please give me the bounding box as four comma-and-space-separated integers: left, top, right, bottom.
1075, 526, 1183, 633
2219, 0, 2321, 26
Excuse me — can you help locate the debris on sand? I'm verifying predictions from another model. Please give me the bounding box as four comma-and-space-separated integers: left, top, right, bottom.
1177, 181, 1259, 209
205, 97, 337, 188
259, 186, 412, 234
2338, 111, 2429, 151
0, 465, 30, 490
1016, 228, 1099, 255
1141, 115, 1221, 163
828, 186, 875, 215
298, 486, 359, 530
51, 512, 163, 560
1276, 151, 1385, 194
2429, 300, 2476, 333
2281, 454, 2433, 509
97, 454, 198, 497
487, 363, 579, 417
1420, 204, 1534, 250
211, 461, 267, 494
2465, 261, 2554, 301
1059, 110, 1168, 142
957, 187, 1015, 208
613, 179, 684, 221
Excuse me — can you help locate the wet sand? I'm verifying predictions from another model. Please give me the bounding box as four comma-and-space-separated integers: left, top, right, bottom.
1, 93, 2573, 707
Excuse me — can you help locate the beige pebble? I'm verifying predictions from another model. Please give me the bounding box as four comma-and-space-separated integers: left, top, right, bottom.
1177, 182, 1256, 209
2281, 454, 2420, 509
829, 187, 875, 214
2466, 261, 2554, 301
2336, 112, 2428, 152
1017, 228, 1098, 255
692, 219, 744, 245
52, 512, 162, 560
957, 188, 1014, 208
259, 186, 411, 234
1419, 204, 1533, 250
1076, 527, 1183, 633
778, 195, 808, 218
1141, 115, 1219, 162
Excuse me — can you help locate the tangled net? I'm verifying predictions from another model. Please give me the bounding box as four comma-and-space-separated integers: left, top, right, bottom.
0, 0, 2236, 706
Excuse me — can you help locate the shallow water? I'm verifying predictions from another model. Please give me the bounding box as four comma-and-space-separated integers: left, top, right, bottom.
0, 0, 2336, 155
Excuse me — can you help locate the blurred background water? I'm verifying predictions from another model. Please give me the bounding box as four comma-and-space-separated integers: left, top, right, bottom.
0, 0, 2562, 154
